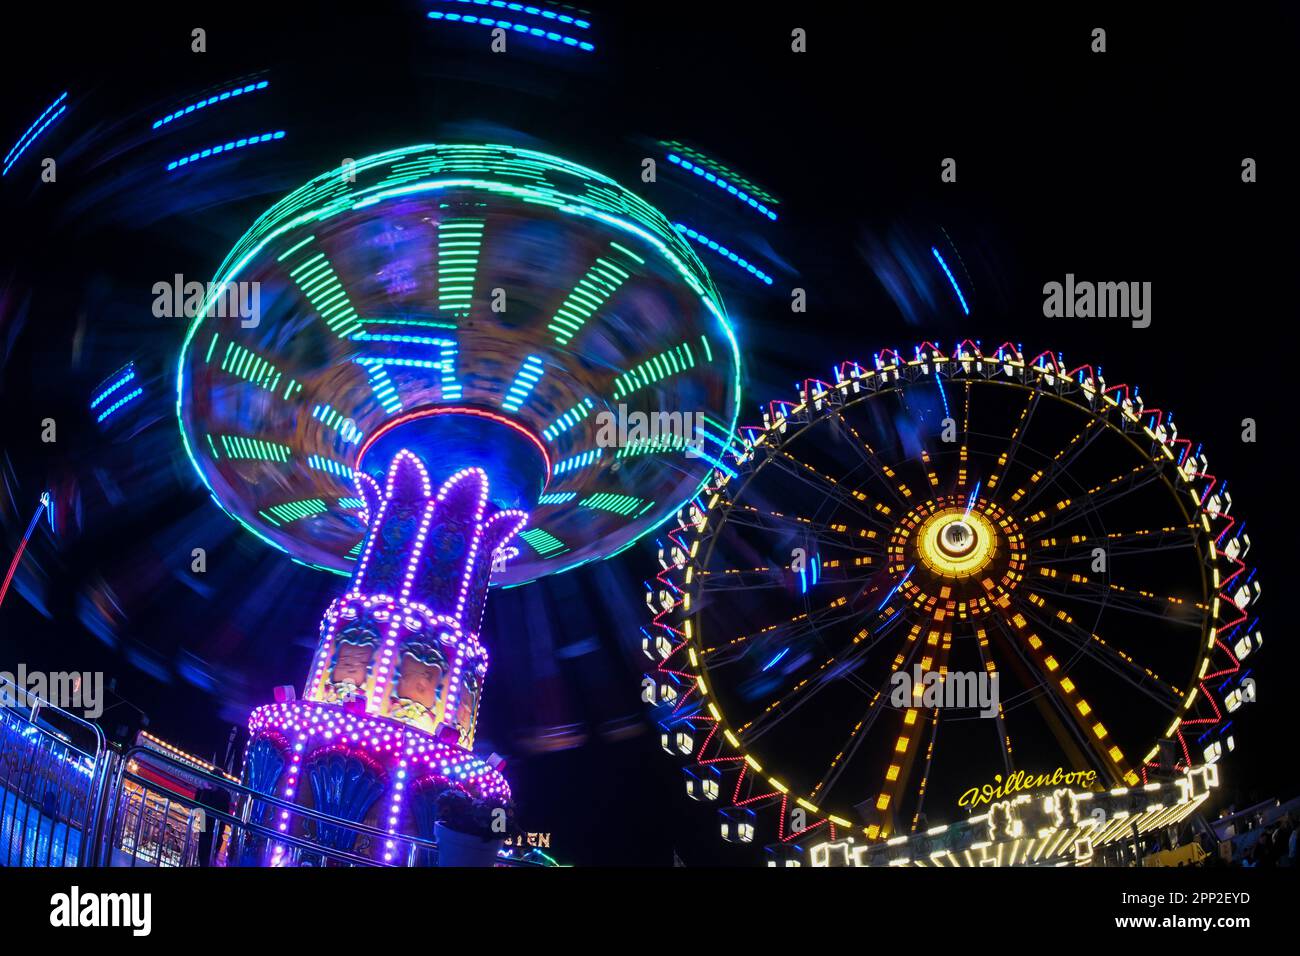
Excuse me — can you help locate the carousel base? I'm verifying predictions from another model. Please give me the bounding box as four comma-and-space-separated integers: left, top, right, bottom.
241, 700, 509, 864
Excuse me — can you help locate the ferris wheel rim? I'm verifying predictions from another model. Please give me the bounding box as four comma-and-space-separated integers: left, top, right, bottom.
648, 345, 1257, 847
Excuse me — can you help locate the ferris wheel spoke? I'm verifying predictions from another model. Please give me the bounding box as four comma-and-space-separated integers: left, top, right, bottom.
1028, 525, 1198, 560
810, 620, 933, 808
809, 695, 892, 807
867, 627, 951, 837
907, 705, 944, 833
735, 613, 909, 743
988, 390, 1040, 501
759, 451, 896, 531
1017, 597, 1186, 708
989, 612, 1120, 782
1027, 577, 1205, 628
1024, 463, 1168, 535
1013, 417, 1105, 510
715, 508, 886, 556
699, 592, 878, 660
972, 623, 1015, 775
831, 413, 912, 509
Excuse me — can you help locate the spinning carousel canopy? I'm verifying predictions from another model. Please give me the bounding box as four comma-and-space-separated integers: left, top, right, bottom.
177, 143, 741, 585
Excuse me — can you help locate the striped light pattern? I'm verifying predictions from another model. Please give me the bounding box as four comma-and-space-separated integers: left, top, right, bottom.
361, 364, 403, 414
666, 152, 777, 220
501, 354, 545, 412
438, 218, 485, 318
312, 404, 363, 443
519, 527, 569, 556
151, 80, 269, 130
553, 448, 602, 476
95, 388, 143, 423
547, 256, 630, 344
615, 433, 690, 458
90, 364, 136, 410
350, 333, 461, 400
221, 341, 286, 392
660, 139, 779, 206
3, 91, 67, 177
219, 435, 292, 462
308, 454, 354, 478
165, 130, 284, 171
443, 0, 591, 29
542, 397, 595, 441
288, 252, 365, 338
674, 223, 773, 285
537, 491, 577, 504
427, 9, 595, 51
612, 340, 699, 401
260, 498, 329, 526
579, 492, 646, 516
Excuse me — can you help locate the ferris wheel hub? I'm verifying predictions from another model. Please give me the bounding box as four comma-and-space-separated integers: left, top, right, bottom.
938, 519, 977, 556
916, 506, 999, 579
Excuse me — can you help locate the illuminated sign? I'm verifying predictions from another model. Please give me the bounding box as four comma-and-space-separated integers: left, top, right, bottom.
958, 767, 1098, 810
503, 832, 553, 849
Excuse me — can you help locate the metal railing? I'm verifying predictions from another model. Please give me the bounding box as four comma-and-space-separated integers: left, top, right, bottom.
100, 745, 540, 867
2, 675, 541, 867
0, 675, 111, 866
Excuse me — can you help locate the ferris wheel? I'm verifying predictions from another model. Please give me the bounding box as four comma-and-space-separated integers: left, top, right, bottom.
645, 342, 1261, 856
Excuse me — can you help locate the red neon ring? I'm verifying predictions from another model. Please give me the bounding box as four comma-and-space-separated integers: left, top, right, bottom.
355, 405, 552, 488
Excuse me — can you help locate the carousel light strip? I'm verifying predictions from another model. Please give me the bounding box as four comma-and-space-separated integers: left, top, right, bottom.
95, 387, 143, 423
542, 397, 595, 441
553, 447, 602, 475
519, 527, 568, 555
165, 130, 285, 172
579, 492, 646, 516
220, 435, 292, 462
931, 246, 970, 315
426, 9, 595, 51
312, 404, 363, 443
537, 491, 577, 504
308, 454, 354, 478
443, 0, 591, 29
660, 139, 779, 206
674, 223, 774, 285
612, 339, 699, 400
259, 498, 328, 525
501, 354, 545, 412
666, 152, 778, 220
615, 433, 691, 457
90, 364, 137, 409
437, 218, 485, 318
3, 91, 67, 177
151, 80, 269, 130
548, 256, 631, 344
221, 341, 285, 393
288, 251, 365, 338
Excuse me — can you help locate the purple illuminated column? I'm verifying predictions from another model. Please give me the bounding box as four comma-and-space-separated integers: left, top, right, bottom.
304, 450, 528, 747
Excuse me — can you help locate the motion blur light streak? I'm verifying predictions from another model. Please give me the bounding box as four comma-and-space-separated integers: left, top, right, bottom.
0, 493, 49, 610
2, 90, 66, 176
